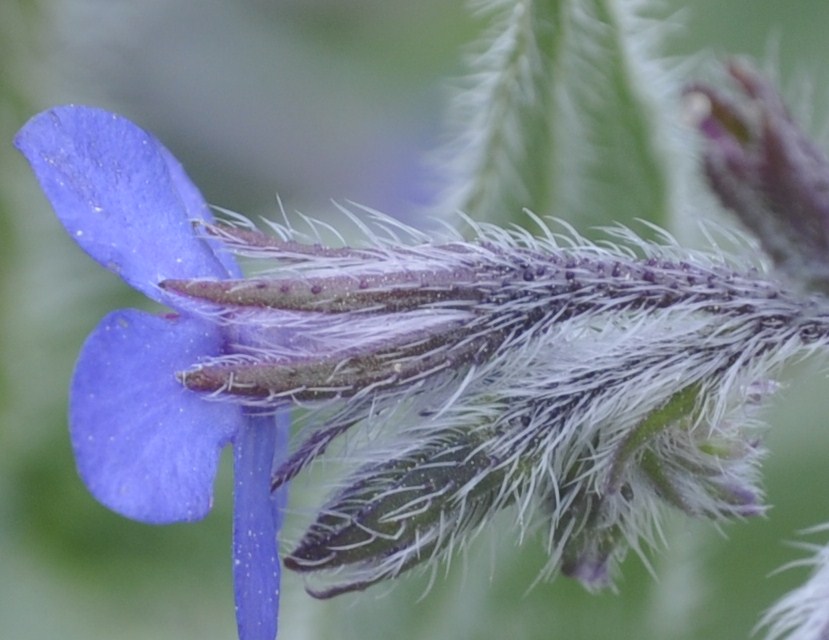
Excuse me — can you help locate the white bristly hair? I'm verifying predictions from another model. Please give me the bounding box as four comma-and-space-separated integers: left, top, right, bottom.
759, 525, 829, 640
163, 210, 829, 598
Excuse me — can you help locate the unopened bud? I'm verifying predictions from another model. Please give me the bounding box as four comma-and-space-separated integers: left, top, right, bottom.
285, 428, 507, 598
688, 61, 829, 292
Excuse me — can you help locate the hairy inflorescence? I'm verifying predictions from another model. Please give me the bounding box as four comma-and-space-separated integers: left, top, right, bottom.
160, 210, 829, 598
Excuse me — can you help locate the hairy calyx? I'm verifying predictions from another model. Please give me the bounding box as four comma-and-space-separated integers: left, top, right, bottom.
162, 217, 829, 596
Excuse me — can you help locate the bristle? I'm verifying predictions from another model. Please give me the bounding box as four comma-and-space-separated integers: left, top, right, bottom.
179, 210, 829, 596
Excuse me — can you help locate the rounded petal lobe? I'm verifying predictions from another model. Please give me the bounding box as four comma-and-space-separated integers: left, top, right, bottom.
70, 309, 243, 523
14, 106, 238, 300
233, 412, 289, 640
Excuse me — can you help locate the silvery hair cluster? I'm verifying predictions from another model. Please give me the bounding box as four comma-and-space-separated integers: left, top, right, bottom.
162, 205, 829, 600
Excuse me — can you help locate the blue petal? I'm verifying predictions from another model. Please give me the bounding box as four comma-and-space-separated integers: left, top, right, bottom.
233, 411, 289, 640
70, 309, 243, 523
157, 144, 241, 278
14, 106, 240, 301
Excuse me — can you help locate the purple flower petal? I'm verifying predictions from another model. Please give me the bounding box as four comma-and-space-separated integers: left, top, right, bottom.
70, 308, 243, 523
14, 106, 238, 301
233, 411, 289, 640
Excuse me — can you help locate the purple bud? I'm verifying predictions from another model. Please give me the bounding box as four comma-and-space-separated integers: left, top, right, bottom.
688, 61, 829, 292
561, 551, 612, 591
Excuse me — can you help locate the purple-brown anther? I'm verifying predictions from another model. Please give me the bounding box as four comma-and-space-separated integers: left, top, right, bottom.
688, 61, 829, 292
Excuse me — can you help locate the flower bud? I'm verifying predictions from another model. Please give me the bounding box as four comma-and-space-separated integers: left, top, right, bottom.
688, 61, 829, 292
285, 428, 507, 598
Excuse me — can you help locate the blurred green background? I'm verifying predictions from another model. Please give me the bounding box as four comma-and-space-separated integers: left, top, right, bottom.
3, 1, 829, 638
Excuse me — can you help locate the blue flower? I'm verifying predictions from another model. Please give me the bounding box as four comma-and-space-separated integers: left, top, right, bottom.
15, 105, 288, 640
